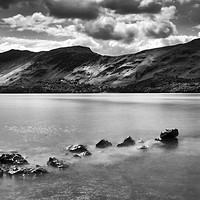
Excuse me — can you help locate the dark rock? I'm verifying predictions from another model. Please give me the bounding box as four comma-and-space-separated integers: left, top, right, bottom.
0, 154, 28, 165
47, 157, 69, 169
160, 128, 179, 140
96, 139, 112, 148
117, 136, 136, 147
74, 151, 92, 158
67, 144, 88, 153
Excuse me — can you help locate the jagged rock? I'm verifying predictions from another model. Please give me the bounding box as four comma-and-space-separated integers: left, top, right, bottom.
2, 165, 48, 176
160, 128, 179, 140
67, 144, 88, 153
74, 151, 92, 158
117, 136, 136, 147
47, 157, 69, 169
96, 139, 112, 148
0, 154, 28, 165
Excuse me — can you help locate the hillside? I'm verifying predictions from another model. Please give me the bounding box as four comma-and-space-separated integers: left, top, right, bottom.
0, 39, 200, 93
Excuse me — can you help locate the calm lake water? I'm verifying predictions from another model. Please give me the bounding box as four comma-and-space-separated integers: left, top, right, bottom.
0, 94, 200, 200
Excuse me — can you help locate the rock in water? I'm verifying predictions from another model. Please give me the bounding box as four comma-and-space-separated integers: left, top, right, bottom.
160, 128, 179, 140
117, 136, 135, 147
4, 165, 48, 176
67, 145, 88, 153
0, 154, 28, 165
66, 144, 92, 157
47, 157, 69, 169
96, 139, 112, 148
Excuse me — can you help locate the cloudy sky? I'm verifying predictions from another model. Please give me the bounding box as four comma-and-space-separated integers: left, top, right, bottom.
0, 0, 200, 55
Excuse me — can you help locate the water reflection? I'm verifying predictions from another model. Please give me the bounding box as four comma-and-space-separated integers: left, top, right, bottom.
160, 138, 179, 150
0, 94, 200, 200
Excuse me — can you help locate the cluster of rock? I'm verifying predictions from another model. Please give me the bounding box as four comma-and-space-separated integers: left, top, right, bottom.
0, 128, 179, 178
1, 165, 48, 176
0, 153, 48, 177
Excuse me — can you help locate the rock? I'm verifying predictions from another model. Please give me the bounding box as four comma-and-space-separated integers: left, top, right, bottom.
47, 157, 69, 169
96, 139, 112, 148
5, 165, 48, 176
117, 136, 136, 147
66, 144, 92, 156
0, 154, 28, 165
67, 145, 88, 153
74, 151, 92, 158
160, 128, 179, 140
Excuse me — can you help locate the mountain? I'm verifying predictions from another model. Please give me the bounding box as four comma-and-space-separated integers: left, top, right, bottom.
0, 39, 200, 93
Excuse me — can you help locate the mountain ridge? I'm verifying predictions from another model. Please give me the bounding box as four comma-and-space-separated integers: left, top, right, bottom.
0, 38, 200, 93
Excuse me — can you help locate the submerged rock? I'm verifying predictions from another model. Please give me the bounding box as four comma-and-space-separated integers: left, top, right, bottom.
0, 154, 28, 165
47, 157, 69, 169
160, 128, 179, 140
117, 136, 135, 147
96, 139, 112, 148
74, 151, 92, 158
1, 165, 48, 176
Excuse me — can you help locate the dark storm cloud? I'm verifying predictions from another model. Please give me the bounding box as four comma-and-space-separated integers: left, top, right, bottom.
45, 0, 100, 20
82, 19, 137, 43
0, 0, 18, 9
0, 0, 35, 9
100, 0, 162, 14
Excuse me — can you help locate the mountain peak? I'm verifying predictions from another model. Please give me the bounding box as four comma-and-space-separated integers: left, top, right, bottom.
49, 45, 95, 54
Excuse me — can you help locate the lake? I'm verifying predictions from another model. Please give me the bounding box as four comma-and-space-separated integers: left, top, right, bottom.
0, 94, 200, 200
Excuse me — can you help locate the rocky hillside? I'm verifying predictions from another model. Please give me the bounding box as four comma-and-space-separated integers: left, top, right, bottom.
0, 38, 200, 93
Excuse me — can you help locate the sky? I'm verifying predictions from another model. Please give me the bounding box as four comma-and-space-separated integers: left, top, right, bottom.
0, 0, 200, 55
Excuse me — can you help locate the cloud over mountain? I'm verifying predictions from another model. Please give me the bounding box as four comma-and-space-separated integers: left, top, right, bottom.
0, 0, 199, 55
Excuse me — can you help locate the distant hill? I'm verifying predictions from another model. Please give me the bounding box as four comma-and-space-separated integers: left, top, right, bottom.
0, 39, 200, 93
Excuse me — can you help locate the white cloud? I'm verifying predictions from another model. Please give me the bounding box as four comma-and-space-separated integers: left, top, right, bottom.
2, 12, 79, 38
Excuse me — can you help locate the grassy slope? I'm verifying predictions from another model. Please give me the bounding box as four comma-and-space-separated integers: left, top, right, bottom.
0, 39, 200, 93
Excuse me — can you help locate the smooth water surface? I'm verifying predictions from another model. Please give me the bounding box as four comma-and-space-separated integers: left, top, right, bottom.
0, 94, 200, 200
